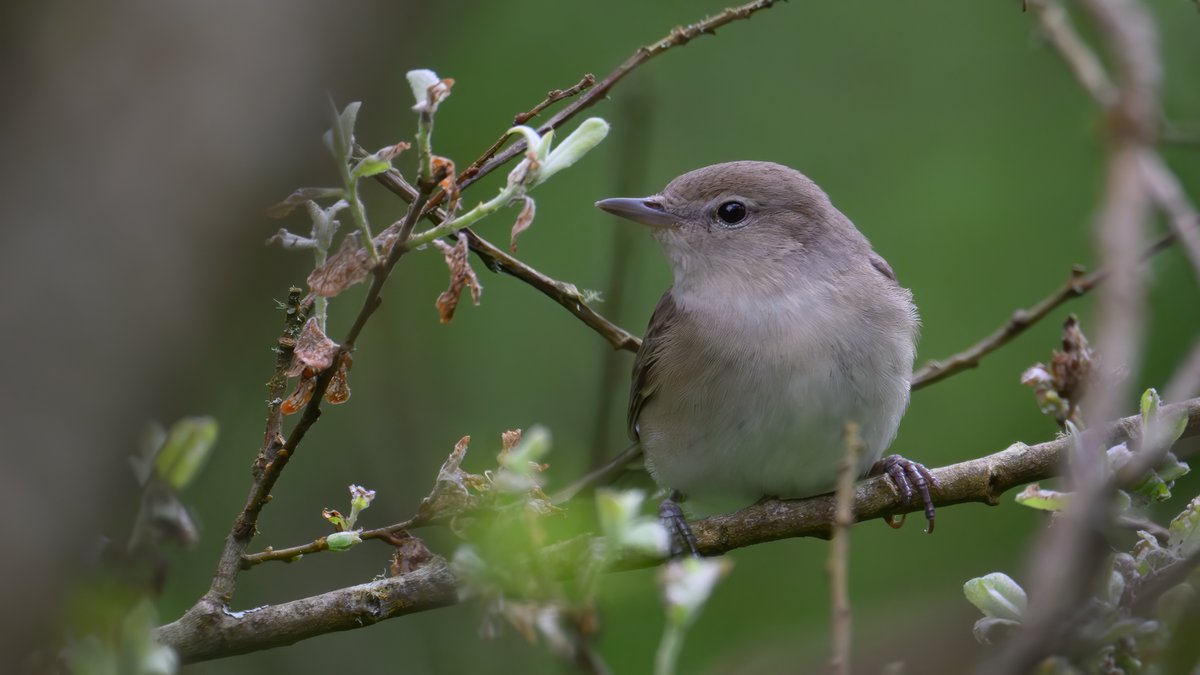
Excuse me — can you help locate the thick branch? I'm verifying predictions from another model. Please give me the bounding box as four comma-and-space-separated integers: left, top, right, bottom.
158, 397, 1200, 663
157, 562, 459, 663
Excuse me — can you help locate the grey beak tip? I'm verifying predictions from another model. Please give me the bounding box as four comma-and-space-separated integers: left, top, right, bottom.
594, 196, 677, 228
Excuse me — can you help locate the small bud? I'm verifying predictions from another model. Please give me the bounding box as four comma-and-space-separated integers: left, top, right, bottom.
963, 572, 1027, 622
326, 530, 362, 552
346, 484, 376, 528
531, 118, 609, 187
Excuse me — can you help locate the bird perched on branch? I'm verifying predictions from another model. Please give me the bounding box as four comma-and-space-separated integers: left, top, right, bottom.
595, 161, 935, 553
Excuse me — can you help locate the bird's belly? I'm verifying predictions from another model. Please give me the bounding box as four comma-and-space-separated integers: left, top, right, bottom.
637, 333, 907, 507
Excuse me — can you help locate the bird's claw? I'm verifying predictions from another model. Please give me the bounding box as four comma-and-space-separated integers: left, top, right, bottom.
658, 493, 699, 558
873, 454, 937, 533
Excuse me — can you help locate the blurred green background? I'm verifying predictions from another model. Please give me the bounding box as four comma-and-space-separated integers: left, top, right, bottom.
4, 0, 1198, 673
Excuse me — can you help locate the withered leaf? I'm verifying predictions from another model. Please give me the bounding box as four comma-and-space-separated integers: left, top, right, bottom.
418, 436, 485, 523
432, 155, 461, 215
501, 429, 522, 453
426, 78, 455, 111
1051, 315, 1093, 402
280, 375, 316, 415
433, 237, 482, 323
389, 536, 434, 576
266, 187, 343, 219
323, 508, 346, 531
308, 232, 373, 298
376, 141, 411, 164
293, 317, 340, 372
509, 197, 536, 253
324, 352, 353, 405
266, 228, 317, 250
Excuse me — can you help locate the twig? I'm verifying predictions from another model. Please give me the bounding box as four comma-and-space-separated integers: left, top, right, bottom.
156, 397, 1200, 663
240, 515, 425, 568
513, 74, 598, 126
1027, 0, 1117, 105
1139, 152, 1200, 284
1165, 338, 1200, 404
453, 0, 784, 197
203, 184, 437, 606
372, 167, 641, 351
828, 424, 862, 675
447, 74, 597, 202
910, 232, 1173, 391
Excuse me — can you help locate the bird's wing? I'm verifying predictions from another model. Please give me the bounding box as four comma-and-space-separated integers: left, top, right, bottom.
628, 290, 679, 441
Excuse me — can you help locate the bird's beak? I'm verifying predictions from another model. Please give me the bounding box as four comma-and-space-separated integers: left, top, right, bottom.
595, 197, 678, 229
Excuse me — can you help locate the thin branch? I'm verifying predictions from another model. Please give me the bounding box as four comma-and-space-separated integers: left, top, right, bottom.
447, 74, 597, 204
372, 167, 641, 351
1027, 0, 1117, 105
910, 232, 1173, 391
827, 424, 862, 675
1165, 338, 1200, 404
512, 74, 598, 126
241, 515, 426, 568
156, 397, 1200, 663
453, 0, 784, 197
204, 183, 437, 606
1139, 152, 1200, 284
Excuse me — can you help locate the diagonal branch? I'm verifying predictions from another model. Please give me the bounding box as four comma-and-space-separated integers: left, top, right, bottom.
205, 182, 438, 605
156, 397, 1200, 663
448, 0, 785, 198
373, 167, 641, 351
910, 232, 1174, 390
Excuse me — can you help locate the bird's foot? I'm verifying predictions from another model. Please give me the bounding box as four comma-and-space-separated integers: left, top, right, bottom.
658, 491, 699, 558
871, 454, 938, 534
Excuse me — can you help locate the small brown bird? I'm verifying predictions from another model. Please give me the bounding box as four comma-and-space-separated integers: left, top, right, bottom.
596, 161, 935, 547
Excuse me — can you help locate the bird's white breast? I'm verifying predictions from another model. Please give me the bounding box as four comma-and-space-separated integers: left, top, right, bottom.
637, 273, 915, 509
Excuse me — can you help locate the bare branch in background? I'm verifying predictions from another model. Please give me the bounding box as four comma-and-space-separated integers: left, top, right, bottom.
986, 0, 1163, 670
910, 233, 1173, 391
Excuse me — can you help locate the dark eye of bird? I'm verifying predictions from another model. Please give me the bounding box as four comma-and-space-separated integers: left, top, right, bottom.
716, 200, 747, 225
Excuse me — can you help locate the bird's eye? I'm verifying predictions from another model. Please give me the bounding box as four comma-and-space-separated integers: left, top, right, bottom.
716, 201, 747, 225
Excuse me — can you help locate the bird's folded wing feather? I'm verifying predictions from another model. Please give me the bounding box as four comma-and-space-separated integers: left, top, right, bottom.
628, 290, 680, 441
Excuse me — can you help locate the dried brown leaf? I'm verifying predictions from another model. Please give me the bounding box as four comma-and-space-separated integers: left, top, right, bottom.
509, 197, 536, 253
427, 78, 455, 110
293, 317, 340, 372
308, 232, 373, 298
322, 508, 346, 532
375, 141, 411, 164
280, 375, 316, 415
433, 237, 483, 323
418, 436, 486, 524
436, 157, 462, 216
388, 536, 434, 576
324, 352, 353, 405
501, 429, 523, 453
1051, 315, 1094, 402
